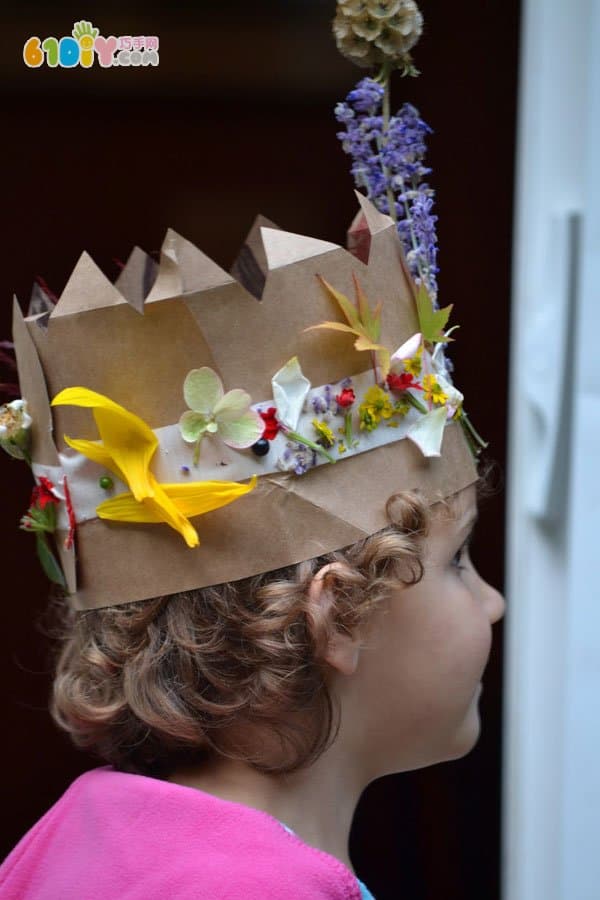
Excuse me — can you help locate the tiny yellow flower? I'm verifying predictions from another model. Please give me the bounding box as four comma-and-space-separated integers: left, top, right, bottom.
422, 374, 448, 406
393, 401, 410, 417
337, 441, 348, 454
403, 343, 423, 377
358, 385, 395, 431
312, 418, 336, 449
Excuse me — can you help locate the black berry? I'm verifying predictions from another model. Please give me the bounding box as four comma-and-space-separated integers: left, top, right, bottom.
251, 438, 270, 457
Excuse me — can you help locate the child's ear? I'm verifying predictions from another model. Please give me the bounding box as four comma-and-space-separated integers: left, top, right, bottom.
307, 562, 362, 676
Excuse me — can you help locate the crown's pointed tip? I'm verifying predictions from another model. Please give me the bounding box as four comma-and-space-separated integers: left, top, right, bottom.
146, 228, 236, 301
230, 214, 283, 300
51, 251, 128, 318
114, 246, 158, 314
260, 227, 340, 271
353, 191, 395, 234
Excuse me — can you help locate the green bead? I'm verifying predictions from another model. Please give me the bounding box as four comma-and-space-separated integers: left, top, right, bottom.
99, 475, 114, 490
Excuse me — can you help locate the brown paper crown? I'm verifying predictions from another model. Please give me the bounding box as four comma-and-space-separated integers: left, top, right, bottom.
12, 192, 477, 610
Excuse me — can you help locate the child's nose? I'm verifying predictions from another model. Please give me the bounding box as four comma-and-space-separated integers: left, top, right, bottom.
483, 580, 506, 625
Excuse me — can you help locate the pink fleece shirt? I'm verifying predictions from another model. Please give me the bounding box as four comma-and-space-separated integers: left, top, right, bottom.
0, 767, 367, 899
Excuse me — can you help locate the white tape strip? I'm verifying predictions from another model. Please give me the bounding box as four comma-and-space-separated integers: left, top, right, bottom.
35, 363, 445, 526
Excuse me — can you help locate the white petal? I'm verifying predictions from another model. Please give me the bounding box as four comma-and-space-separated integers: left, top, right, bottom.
390, 333, 422, 370
406, 407, 447, 457
272, 357, 311, 430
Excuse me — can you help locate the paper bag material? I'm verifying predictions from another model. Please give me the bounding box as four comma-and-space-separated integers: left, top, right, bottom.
12, 194, 478, 610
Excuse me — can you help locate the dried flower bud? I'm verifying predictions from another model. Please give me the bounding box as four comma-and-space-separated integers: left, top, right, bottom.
0, 398, 32, 461
333, 0, 423, 70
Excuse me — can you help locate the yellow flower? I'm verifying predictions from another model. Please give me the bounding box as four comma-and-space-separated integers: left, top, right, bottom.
312, 418, 336, 449
393, 401, 410, 417
403, 342, 423, 377
51, 387, 257, 548
422, 374, 448, 406
358, 385, 395, 431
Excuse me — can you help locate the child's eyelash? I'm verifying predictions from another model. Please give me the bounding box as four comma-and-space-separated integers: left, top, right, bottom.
451, 536, 472, 570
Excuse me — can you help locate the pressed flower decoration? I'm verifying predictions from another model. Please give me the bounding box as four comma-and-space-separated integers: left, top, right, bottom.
52, 387, 257, 548
328, 0, 488, 459
0, 398, 32, 461
19, 476, 66, 587
307, 272, 390, 381
179, 367, 264, 465
0, 397, 69, 585
272, 357, 336, 464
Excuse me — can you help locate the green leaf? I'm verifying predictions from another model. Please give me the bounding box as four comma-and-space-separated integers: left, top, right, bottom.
312, 274, 388, 378
35, 533, 66, 588
352, 274, 382, 341
415, 283, 454, 344
305, 321, 359, 336
317, 276, 361, 329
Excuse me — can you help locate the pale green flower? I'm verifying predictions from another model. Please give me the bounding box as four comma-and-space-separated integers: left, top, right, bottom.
179, 368, 263, 465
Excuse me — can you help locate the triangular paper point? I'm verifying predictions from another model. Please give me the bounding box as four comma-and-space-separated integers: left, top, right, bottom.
114, 246, 157, 314
158, 229, 235, 295
261, 227, 340, 271
353, 191, 395, 235
51, 252, 128, 318
231, 214, 282, 299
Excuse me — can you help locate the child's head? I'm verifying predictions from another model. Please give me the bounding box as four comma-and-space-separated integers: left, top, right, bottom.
48, 473, 504, 784
8, 197, 497, 788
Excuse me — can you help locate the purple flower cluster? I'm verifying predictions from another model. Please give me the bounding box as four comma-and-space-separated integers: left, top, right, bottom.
280, 441, 318, 476
310, 384, 334, 415
335, 78, 439, 302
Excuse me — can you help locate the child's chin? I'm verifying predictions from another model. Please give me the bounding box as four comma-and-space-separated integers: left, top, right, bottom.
444, 704, 483, 761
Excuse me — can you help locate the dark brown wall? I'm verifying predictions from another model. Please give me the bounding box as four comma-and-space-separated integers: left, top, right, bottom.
0, 3, 519, 898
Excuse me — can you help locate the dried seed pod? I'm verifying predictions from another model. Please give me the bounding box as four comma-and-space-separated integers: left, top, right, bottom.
333, 0, 423, 70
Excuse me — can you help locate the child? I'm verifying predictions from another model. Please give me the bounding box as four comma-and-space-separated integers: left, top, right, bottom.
0, 225, 504, 896
0, 8, 504, 895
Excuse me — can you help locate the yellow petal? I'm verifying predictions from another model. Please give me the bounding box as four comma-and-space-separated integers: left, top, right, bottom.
161, 474, 258, 517
96, 492, 164, 524
63, 436, 127, 484
97, 485, 200, 548
95, 475, 258, 549
52, 387, 157, 502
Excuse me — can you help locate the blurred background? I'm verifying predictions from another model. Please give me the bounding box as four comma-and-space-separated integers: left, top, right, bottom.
0, 2, 519, 898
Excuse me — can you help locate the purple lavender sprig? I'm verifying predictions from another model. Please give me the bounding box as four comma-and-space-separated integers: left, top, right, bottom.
335, 77, 439, 304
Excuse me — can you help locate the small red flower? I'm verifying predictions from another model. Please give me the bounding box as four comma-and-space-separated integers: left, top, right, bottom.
259, 407, 281, 441
386, 372, 423, 393
335, 387, 356, 408
30, 476, 60, 510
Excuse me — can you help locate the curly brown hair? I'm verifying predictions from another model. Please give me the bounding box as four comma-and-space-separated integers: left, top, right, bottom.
48, 471, 496, 779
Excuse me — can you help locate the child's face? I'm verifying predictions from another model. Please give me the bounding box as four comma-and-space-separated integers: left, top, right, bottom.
353, 483, 505, 777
